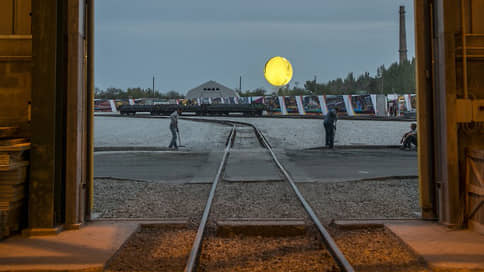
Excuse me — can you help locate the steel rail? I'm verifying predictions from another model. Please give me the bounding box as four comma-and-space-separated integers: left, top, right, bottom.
254, 127, 355, 272
184, 125, 236, 272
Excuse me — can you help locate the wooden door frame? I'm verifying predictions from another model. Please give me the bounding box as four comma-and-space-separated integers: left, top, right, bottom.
32, 0, 469, 231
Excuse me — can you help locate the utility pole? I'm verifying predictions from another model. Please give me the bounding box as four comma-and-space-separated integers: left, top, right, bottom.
239, 76, 242, 93
152, 75, 155, 98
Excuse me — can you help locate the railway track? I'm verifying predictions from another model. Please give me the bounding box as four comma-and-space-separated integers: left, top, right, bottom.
181, 118, 354, 272
97, 113, 426, 271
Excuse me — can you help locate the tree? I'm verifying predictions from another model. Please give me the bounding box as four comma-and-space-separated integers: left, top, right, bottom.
303, 57, 416, 95
239, 88, 267, 97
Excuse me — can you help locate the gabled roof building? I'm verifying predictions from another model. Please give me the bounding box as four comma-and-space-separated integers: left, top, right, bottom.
186, 80, 239, 99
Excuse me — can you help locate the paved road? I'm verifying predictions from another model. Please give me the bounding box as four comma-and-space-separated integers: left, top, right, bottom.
94, 148, 417, 183
94, 151, 224, 183
277, 148, 417, 182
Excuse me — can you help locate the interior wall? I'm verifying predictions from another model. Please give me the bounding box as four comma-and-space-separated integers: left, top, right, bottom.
0, 0, 32, 135
458, 0, 484, 232
418, 0, 484, 230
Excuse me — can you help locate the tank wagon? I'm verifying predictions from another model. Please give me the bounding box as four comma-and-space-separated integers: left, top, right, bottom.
119, 104, 266, 117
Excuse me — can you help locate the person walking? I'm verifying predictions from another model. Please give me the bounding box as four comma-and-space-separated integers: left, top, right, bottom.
324, 108, 337, 148
168, 108, 182, 150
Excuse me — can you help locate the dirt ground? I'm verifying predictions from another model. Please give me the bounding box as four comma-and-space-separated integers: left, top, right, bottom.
105, 226, 196, 272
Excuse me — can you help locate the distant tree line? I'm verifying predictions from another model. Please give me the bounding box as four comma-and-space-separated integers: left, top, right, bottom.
236, 88, 268, 97
237, 58, 416, 97
95, 87, 184, 99
303, 58, 416, 95
97, 58, 415, 99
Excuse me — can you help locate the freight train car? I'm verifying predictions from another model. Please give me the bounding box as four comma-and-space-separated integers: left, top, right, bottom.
119, 104, 266, 117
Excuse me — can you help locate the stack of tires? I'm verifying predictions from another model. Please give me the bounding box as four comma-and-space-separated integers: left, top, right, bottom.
0, 127, 30, 239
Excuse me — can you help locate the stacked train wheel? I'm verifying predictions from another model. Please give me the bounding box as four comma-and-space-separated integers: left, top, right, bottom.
0, 127, 30, 240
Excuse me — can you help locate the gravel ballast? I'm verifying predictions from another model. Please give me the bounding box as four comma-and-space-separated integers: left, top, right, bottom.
209, 182, 308, 224
95, 116, 230, 151
198, 232, 339, 272
94, 178, 419, 223
95, 116, 413, 150
186, 116, 414, 149
331, 227, 429, 272
299, 179, 420, 224
94, 179, 210, 225
105, 226, 196, 272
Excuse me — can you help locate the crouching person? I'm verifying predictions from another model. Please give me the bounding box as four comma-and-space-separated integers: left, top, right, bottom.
400, 123, 417, 150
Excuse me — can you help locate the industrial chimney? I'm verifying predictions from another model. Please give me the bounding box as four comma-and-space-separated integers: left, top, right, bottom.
399, 5, 408, 64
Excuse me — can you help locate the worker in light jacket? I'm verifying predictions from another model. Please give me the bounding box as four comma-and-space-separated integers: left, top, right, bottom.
168, 108, 182, 150
324, 108, 337, 148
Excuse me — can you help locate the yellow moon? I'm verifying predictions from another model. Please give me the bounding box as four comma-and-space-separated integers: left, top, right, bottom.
264, 56, 293, 87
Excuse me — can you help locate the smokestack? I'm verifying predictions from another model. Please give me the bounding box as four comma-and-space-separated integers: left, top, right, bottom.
399, 5, 408, 64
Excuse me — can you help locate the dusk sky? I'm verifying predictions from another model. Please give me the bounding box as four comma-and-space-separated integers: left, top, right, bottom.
95, 0, 415, 94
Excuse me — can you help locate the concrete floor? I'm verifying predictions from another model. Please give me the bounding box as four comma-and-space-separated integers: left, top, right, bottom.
94, 151, 224, 183
224, 126, 284, 182
0, 221, 142, 271
387, 221, 484, 271
1, 220, 482, 271
94, 148, 417, 183
224, 149, 283, 182
278, 148, 418, 182
94, 116, 417, 183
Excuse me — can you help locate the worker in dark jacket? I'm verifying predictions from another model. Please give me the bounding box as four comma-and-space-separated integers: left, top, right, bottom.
168, 108, 182, 150
324, 108, 337, 148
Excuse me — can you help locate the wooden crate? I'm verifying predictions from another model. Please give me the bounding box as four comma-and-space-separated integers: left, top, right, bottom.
0, 140, 29, 171
0, 200, 24, 239
0, 139, 29, 239
0, 127, 17, 138
466, 149, 484, 234
0, 167, 27, 184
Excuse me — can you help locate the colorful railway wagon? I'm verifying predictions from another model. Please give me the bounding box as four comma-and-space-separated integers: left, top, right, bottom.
119, 104, 266, 117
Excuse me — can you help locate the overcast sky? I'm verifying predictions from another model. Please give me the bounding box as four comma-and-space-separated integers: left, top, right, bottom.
95, 0, 414, 94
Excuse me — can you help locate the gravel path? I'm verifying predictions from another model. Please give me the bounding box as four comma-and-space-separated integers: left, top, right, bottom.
94, 179, 210, 225
95, 116, 230, 151
299, 179, 420, 224
188, 116, 414, 149
95, 116, 413, 150
94, 178, 419, 223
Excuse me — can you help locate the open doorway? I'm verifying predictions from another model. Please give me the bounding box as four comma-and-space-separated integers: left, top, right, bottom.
91, 1, 424, 270
92, 0, 419, 219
